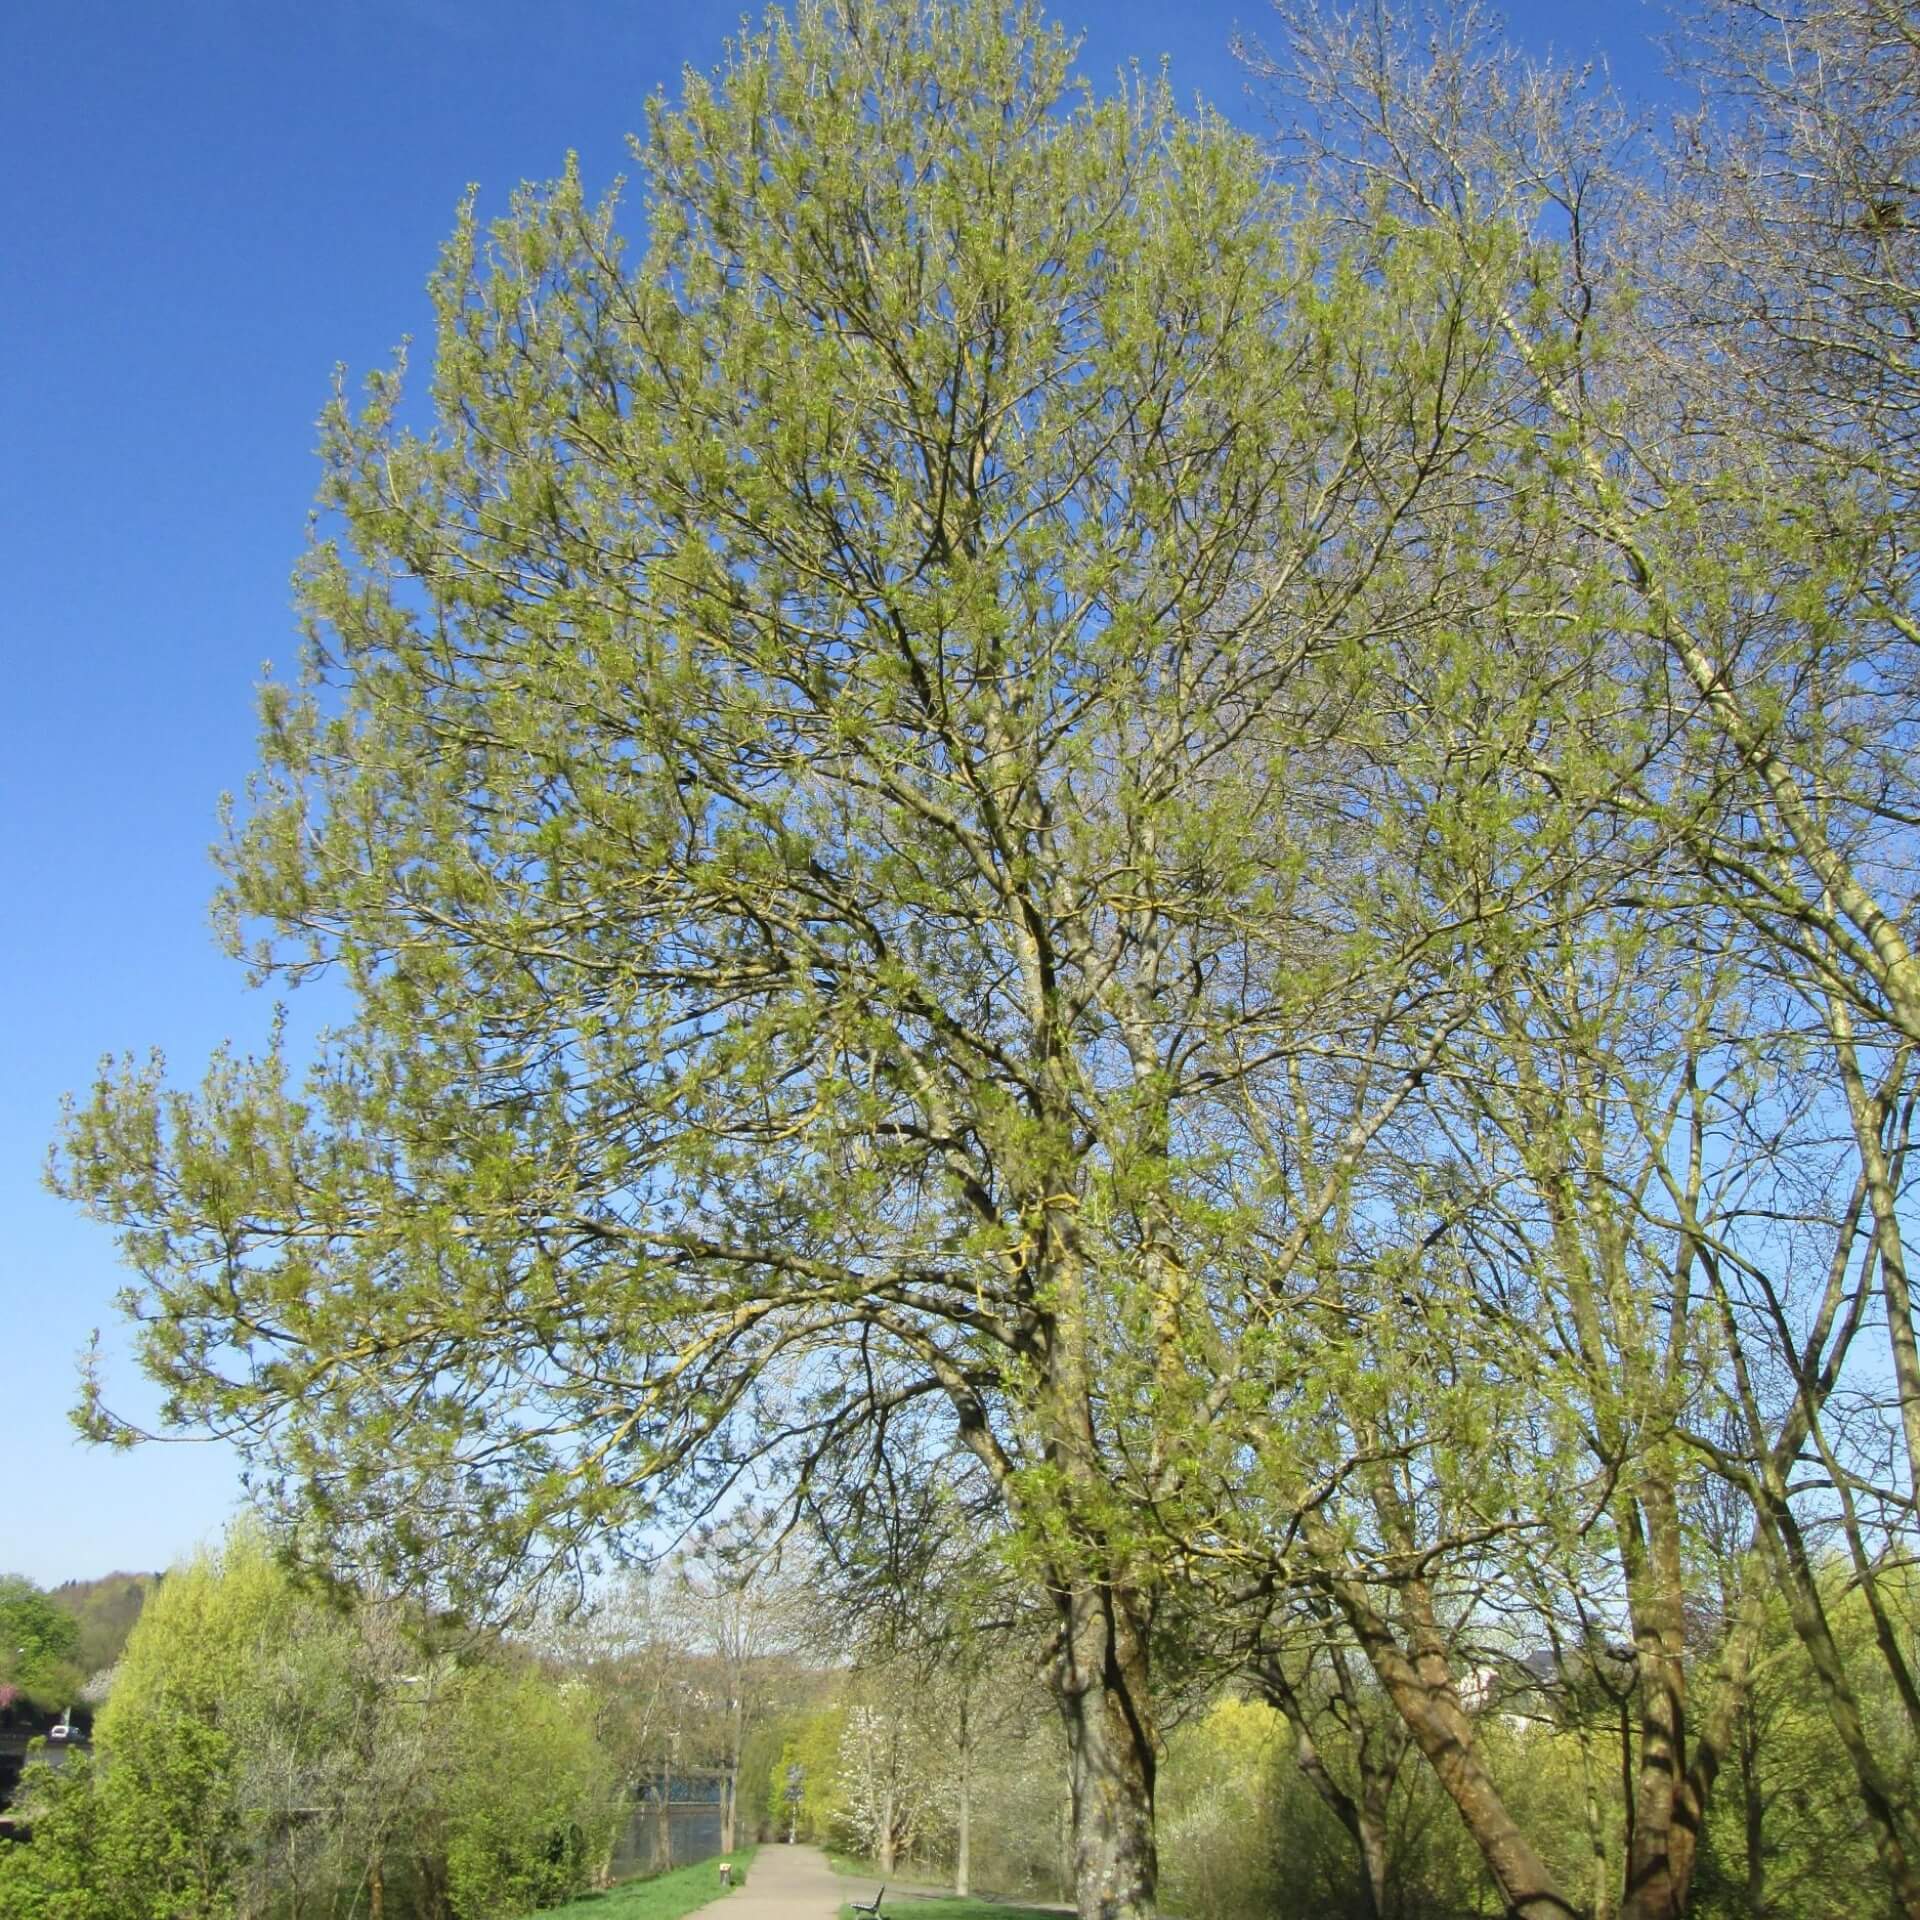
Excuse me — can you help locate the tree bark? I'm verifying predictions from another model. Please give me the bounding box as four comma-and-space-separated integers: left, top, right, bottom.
417, 1850, 450, 1920
1752, 1492, 1920, 1915
657, 1742, 674, 1873
1254, 1653, 1391, 1920
722, 1690, 744, 1854
1823, 992, 1920, 1547
1738, 1710, 1765, 1920
1619, 1478, 1696, 1920
1326, 1568, 1579, 1920
1050, 1579, 1158, 1920
1573, 1724, 1617, 1920
955, 1685, 972, 1898
877, 1731, 899, 1879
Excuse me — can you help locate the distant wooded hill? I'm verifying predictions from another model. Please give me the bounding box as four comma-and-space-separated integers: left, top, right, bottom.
48, 1573, 162, 1675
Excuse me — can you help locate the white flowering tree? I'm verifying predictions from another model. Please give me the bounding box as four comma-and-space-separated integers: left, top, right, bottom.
835, 1695, 951, 1877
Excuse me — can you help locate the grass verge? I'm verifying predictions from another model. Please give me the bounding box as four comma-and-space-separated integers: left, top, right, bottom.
534, 1845, 758, 1920
841, 1902, 1063, 1920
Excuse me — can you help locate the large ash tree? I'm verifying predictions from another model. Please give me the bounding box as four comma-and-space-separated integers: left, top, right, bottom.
54, 4, 1571, 1914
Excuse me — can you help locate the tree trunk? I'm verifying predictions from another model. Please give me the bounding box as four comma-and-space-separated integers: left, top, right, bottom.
1619, 1479, 1698, 1920
1356, 1819, 1389, 1920
1755, 1495, 1920, 1915
722, 1696, 743, 1853
1574, 1726, 1617, 1920
417, 1850, 450, 1920
369, 1853, 385, 1920
1255, 1654, 1390, 1920
1738, 1710, 1765, 1920
1058, 1790, 1073, 1905
1359, 1792, 1399, 1916
956, 1685, 972, 1898
1050, 1578, 1158, 1920
1825, 988, 1920, 1510
1358, 1651, 1571, 1920
1327, 1569, 1577, 1920
877, 1778, 897, 1878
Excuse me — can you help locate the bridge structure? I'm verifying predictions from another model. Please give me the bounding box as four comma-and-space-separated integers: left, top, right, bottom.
608, 1765, 730, 1881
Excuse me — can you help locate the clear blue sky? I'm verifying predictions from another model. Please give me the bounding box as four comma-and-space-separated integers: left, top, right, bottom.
0, 0, 1668, 1589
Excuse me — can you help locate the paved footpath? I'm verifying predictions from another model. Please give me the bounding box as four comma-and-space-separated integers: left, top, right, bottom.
704, 1845, 862, 1920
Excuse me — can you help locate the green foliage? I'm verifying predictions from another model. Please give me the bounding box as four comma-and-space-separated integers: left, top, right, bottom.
0, 1536, 332, 1920
1143, 1600, 1920, 1920
766, 1710, 850, 1845
40, 0, 1920, 1912
1156, 1696, 1482, 1920
441, 1666, 619, 1920
1157, 1699, 1290, 1920
1683, 1575, 1905, 1920
0, 1580, 83, 1715
735, 1715, 796, 1845
0, 1529, 620, 1920
0, 1751, 115, 1920
0, 1725, 242, 1920
98, 1533, 296, 1918
49, 0, 1550, 1624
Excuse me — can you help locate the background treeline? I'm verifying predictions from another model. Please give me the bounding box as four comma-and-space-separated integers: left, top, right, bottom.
0, 1573, 162, 1725
1148, 1575, 1920, 1920
0, 1534, 615, 1920
9, 1523, 1917, 1920
764, 1487, 1920, 1920
3, 1524, 883, 1920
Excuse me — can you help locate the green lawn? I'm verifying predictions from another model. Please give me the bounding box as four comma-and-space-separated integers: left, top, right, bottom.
840, 1902, 1063, 1920
826, 1857, 1065, 1920
824, 1855, 944, 1892
534, 1847, 757, 1920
